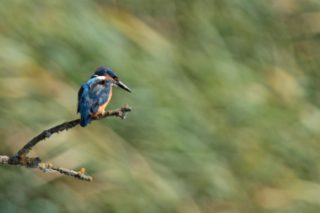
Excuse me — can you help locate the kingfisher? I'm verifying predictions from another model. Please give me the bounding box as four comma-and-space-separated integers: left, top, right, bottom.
77, 66, 131, 127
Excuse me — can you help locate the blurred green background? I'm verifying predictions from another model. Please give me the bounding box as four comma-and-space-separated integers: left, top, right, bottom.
1, 0, 320, 212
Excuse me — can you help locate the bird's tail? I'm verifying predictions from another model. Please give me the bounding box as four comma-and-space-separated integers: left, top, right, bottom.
79, 85, 91, 127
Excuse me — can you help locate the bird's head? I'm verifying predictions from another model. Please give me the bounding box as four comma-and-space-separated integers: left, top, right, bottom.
93, 66, 131, 92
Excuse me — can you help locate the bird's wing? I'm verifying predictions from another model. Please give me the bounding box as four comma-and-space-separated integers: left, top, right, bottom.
77, 76, 106, 126
89, 82, 111, 114
77, 76, 104, 112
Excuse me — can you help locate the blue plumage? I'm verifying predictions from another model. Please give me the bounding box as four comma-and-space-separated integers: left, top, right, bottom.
77, 76, 112, 127
90, 83, 111, 112
94, 66, 118, 79
77, 66, 131, 127
78, 84, 91, 127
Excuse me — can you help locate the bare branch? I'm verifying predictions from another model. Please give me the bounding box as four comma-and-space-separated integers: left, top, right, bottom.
0, 104, 132, 182
13, 105, 132, 159
39, 163, 93, 182
1, 155, 92, 182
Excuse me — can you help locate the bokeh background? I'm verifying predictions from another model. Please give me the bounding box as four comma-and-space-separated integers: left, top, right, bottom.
1, 0, 320, 212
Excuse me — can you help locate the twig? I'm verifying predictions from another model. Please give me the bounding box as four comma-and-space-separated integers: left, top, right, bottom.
0, 104, 132, 182
0, 155, 92, 181
39, 163, 93, 182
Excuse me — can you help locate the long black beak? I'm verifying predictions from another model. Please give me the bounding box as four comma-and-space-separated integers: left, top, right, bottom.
117, 81, 131, 93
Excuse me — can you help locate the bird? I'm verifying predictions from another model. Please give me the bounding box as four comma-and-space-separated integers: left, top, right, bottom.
77, 66, 131, 127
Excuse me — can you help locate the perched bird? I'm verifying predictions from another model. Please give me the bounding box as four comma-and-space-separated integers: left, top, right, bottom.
77, 66, 131, 127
